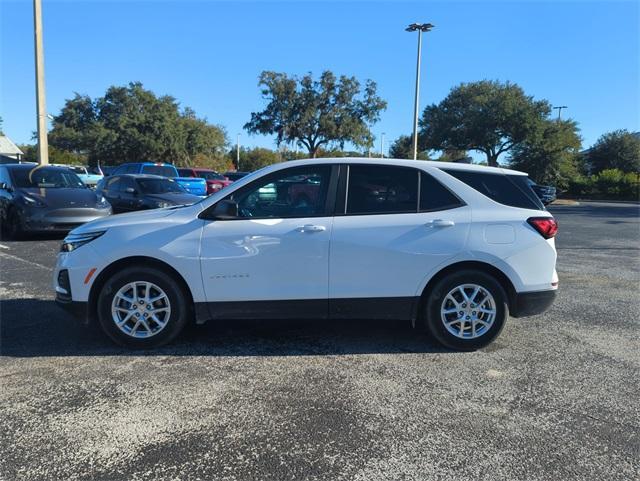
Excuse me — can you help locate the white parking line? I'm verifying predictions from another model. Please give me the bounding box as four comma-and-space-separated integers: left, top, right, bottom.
0, 251, 50, 270
0, 244, 9, 250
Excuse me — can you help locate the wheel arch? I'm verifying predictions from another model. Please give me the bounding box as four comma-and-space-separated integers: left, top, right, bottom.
414, 260, 517, 327
88, 256, 196, 324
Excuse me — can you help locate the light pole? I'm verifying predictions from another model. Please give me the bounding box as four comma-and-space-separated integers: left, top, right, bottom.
33, 0, 49, 165
406, 22, 434, 160
553, 105, 568, 120
380, 132, 386, 158
236, 133, 240, 171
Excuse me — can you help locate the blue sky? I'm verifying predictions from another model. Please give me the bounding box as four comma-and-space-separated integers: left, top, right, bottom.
1, 0, 638, 159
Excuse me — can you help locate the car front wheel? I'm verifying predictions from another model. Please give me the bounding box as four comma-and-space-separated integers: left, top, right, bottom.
97, 266, 190, 349
423, 270, 508, 351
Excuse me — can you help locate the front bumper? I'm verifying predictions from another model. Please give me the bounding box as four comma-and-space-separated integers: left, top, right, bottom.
511, 289, 557, 317
55, 297, 90, 323
22, 206, 112, 232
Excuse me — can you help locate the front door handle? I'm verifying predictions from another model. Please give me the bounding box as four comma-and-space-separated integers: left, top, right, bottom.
426, 219, 455, 228
297, 224, 326, 233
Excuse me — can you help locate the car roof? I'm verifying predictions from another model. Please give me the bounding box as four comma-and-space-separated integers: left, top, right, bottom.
275, 157, 528, 176
4, 163, 73, 171
112, 173, 167, 179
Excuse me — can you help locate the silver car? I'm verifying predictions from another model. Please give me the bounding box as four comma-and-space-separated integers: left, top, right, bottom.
0, 163, 112, 238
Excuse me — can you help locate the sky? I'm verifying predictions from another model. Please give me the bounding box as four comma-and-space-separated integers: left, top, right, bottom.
1, 0, 639, 159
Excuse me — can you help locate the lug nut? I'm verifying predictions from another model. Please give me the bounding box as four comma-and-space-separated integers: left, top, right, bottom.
135, 313, 140, 317
466, 316, 470, 320
459, 311, 464, 316
472, 311, 477, 315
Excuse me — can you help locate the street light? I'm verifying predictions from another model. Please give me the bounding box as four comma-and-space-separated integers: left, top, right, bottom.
236, 133, 241, 171
553, 105, 568, 120
406, 22, 434, 160
380, 132, 386, 158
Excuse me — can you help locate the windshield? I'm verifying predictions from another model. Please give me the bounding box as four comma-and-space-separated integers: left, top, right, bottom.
197, 171, 225, 181
11, 167, 86, 189
138, 178, 187, 194
141, 165, 176, 177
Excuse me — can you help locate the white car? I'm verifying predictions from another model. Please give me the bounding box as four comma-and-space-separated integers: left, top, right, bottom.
54, 158, 558, 350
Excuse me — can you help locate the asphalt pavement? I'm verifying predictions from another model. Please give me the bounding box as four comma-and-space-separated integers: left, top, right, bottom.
0, 201, 638, 481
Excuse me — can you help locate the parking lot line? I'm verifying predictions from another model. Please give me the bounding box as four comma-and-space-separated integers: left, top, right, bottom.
0, 251, 50, 270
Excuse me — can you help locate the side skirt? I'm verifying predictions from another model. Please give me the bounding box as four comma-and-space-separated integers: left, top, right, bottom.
195, 297, 420, 324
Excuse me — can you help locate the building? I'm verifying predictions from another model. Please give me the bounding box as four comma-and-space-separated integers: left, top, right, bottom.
0, 135, 24, 163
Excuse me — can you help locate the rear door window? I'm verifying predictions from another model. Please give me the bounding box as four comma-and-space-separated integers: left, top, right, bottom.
442, 170, 544, 210
419, 172, 464, 212
142, 165, 176, 177
346, 165, 418, 215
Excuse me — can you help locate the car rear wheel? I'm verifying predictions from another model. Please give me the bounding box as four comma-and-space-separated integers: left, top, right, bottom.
97, 266, 190, 348
423, 270, 508, 351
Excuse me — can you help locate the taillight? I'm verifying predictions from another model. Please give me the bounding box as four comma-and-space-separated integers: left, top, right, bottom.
527, 217, 558, 239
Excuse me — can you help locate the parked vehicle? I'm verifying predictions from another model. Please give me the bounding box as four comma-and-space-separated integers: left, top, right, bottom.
223, 171, 250, 182
0, 163, 111, 238
54, 158, 558, 350
67, 166, 103, 188
527, 179, 557, 205
177, 168, 232, 195
110, 163, 207, 196
96, 174, 201, 214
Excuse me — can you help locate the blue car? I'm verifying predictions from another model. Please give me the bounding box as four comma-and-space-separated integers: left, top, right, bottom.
111, 162, 207, 196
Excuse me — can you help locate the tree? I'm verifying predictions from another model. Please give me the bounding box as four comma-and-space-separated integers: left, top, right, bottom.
419, 80, 551, 167
228, 147, 282, 172
48, 82, 227, 167
586, 130, 640, 174
18, 144, 84, 165
245, 71, 387, 157
509, 119, 582, 189
388, 135, 431, 160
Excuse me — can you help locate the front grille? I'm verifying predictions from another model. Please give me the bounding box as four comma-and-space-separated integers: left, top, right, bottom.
56, 269, 72, 302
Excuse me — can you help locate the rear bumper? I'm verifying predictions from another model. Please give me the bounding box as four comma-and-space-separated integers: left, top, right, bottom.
511, 289, 557, 317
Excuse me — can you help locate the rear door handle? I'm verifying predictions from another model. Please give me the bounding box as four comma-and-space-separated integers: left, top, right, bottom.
426, 219, 455, 228
297, 224, 326, 233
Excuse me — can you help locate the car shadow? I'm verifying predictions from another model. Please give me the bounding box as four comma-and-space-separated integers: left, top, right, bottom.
0, 298, 452, 357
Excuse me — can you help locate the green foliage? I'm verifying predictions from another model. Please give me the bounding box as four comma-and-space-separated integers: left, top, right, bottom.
18, 144, 85, 165
419, 80, 551, 166
586, 130, 640, 174
388, 135, 431, 160
245, 71, 387, 157
228, 147, 282, 172
509, 119, 582, 190
565, 169, 639, 200
48, 82, 227, 167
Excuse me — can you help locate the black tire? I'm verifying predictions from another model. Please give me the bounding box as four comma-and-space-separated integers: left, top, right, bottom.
423, 269, 508, 351
97, 266, 191, 349
5, 208, 24, 240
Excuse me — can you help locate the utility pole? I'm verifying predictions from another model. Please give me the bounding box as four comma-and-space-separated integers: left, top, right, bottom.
553, 105, 568, 121
33, 0, 49, 165
380, 132, 386, 158
236, 133, 240, 171
406, 23, 434, 160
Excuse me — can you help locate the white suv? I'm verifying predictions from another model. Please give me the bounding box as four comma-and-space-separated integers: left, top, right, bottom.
54, 158, 558, 350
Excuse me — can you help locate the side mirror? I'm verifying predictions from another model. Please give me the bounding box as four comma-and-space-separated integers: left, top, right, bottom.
205, 199, 239, 220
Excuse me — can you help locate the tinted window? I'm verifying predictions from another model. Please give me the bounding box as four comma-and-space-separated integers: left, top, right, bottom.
141, 165, 176, 177
0, 167, 10, 186
232, 165, 331, 218
177, 169, 193, 177
105, 176, 122, 192
420, 172, 464, 212
197, 171, 225, 181
346, 165, 418, 215
139, 178, 186, 194
442, 170, 544, 210
119, 177, 137, 193
10, 167, 85, 189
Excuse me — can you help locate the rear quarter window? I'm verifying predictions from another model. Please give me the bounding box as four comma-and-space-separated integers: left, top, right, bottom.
442, 170, 544, 210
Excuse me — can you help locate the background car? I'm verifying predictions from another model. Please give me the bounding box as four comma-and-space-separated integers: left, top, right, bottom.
178, 168, 232, 195
527, 179, 557, 205
0, 163, 111, 238
223, 171, 250, 182
96, 174, 201, 213
110, 162, 207, 196
67, 166, 103, 188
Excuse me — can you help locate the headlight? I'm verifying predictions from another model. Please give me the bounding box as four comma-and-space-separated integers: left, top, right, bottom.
61, 231, 105, 253
155, 201, 172, 208
20, 195, 46, 208
96, 196, 110, 208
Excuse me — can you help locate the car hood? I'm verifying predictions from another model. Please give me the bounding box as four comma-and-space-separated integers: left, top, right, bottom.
146, 193, 201, 205
19, 187, 99, 208
70, 204, 201, 235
